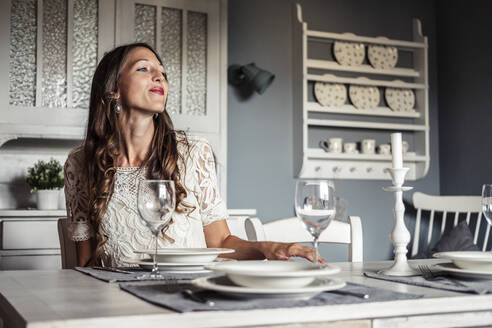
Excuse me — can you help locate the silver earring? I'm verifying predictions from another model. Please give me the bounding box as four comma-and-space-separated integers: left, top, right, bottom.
154, 113, 159, 119
115, 103, 122, 114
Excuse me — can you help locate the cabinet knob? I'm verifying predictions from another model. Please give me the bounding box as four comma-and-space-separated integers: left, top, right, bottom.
366, 167, 373, 173
332, 166, 341, 173
350, 167, 356, 173
314, 166, 321, 172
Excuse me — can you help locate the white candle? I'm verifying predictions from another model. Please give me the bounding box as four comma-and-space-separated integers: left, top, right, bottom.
391, 133, 403, 168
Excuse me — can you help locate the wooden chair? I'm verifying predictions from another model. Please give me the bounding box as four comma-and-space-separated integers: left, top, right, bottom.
57, 217, 77, 269
245, 216, 363, 262
411, 192, 486, 257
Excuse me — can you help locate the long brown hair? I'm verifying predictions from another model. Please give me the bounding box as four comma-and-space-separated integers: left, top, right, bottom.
84, 43, 189, 264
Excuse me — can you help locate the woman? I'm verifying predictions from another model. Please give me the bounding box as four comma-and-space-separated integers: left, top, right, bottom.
64, 43, 318, 267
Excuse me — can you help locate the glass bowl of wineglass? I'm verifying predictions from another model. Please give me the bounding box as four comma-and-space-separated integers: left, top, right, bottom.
137, 179, 176, 279
482, 184, 492, 227
295, 179, 336, 264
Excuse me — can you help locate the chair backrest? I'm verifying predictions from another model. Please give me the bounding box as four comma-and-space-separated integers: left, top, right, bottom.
245, 216, 363, 262
226, 209, 257, 240
57, 218, 77, 269
411, 192, 485, 256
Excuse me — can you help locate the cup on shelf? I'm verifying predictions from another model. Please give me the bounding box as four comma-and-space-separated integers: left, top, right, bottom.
361, 139, 376, 154
402, 141, 409, 155
320, 138, 343, 153
377, 143, 391, 155
343, 142, 358, 154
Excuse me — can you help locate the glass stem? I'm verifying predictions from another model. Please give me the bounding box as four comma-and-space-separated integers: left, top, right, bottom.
152, 232, 159, 275
313, 236, 320, 264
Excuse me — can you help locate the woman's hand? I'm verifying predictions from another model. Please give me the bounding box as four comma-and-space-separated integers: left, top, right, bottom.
204, 220, 326, 263
258, 241, 327, 264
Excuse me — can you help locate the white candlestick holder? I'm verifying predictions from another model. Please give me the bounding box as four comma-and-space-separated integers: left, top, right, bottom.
379, 167, 419, 276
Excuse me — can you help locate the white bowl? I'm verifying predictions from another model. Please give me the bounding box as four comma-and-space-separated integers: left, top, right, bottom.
134, 248, 234, 263
205, 260, 340, 289
433, 251, 492, 271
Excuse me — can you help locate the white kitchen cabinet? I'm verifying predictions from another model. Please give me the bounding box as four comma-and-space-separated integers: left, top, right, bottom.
0, 0, 228, 207
0, 210, 65, 270
116, 0, 228, 193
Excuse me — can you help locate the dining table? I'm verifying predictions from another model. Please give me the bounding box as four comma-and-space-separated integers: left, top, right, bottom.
2, 259, 492, 328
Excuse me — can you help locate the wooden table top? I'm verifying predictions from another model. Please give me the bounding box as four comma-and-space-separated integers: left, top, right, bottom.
2, 260, 492, 328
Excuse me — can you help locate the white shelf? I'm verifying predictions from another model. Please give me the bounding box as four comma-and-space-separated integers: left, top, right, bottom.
0, 210, 66, 217
307, 59, 420, 78
293, 4, 429, 180
306, 30, 426, 49
307, 74, 426, 89
307, 148, 428, 162
306, 102, 421, 118
307, 119, 427, 131
0, 123, 85, 147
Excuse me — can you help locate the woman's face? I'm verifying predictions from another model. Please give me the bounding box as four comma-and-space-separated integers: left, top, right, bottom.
116, 47, 169, 115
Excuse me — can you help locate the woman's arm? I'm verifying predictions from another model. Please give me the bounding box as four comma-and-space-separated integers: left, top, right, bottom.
203, 220, 321, 262
193, 139, 322, 262
64, 148, 95, 267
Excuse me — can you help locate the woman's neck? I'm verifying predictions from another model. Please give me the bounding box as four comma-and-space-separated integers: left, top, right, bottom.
118, 110, 155, 167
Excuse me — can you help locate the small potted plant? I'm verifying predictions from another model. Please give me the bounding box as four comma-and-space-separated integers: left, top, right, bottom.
26, 158, 64, 210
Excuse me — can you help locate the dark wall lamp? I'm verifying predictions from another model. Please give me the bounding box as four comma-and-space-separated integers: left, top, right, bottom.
228, 63, 275, 96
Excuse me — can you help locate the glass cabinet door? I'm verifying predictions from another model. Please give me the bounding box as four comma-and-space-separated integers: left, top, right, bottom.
116, 0, 221, 134
0, 0, 113, 144
8, 0, 99, 109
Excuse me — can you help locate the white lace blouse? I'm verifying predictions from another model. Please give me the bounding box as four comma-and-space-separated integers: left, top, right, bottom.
63, 136, 228, 267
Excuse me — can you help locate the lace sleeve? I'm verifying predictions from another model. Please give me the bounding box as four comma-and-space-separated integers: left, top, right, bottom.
191, 139, 228, 226
64, 148, 94, 242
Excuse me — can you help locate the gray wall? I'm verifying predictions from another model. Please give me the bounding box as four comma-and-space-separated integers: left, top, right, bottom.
227, 0, 441, 261
437, 0, 492, 195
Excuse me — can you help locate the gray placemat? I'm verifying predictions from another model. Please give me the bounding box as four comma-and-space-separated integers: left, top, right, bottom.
119, 277, 422, 313
74, 267, 212, 283
364, 271, 492, 294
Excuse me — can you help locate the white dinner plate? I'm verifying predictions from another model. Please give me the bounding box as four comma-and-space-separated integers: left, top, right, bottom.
433, 251, 492, 271
385, 87, 415, 112
333, 40, 365, 66
192, 275, 346, 300
205, 260, 340, 289
123, 257, 212, 273
434, 262, 492, 280
349, 85, 380, 109
367, 44, 398, 69
133, 248, 235, 263
314, 82, 347, 107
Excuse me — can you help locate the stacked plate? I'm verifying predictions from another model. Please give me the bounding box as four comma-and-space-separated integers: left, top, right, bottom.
192, 260, 345, 299
124, 248, 235, 273
433, 251, 492, 279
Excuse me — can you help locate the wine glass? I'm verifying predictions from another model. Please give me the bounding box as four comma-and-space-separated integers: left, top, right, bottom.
482, 184, 492, 227
137, 180, 176, 279
295, 179, 336, 264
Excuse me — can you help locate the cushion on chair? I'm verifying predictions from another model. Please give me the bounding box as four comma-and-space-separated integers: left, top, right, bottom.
412, 221, 479, 259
